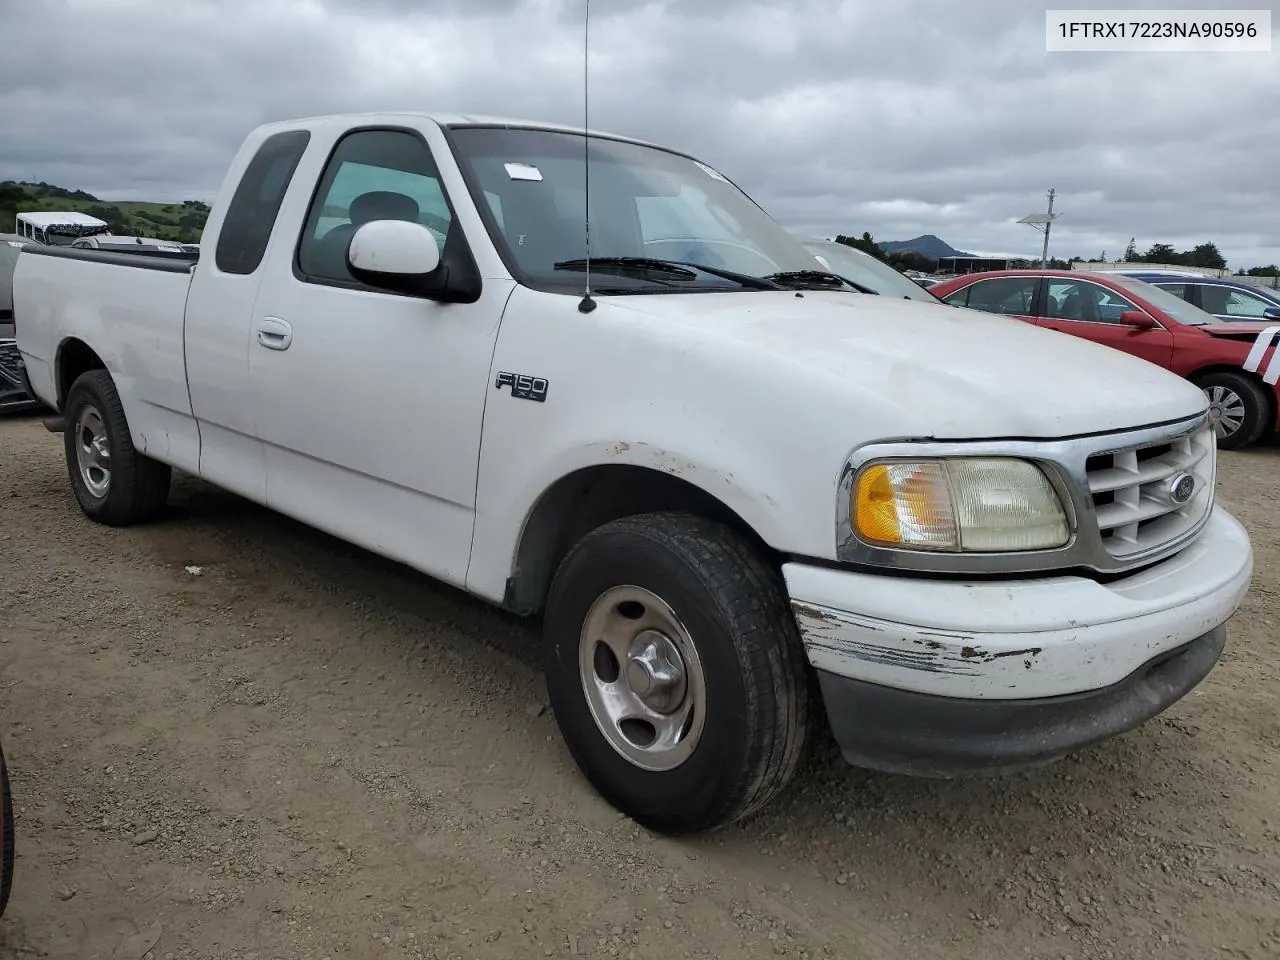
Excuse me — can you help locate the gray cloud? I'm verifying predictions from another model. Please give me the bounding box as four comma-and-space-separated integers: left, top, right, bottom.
1, 0, 1277, 266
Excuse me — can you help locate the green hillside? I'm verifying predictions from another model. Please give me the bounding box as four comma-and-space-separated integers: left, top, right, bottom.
0, 181, 209, 244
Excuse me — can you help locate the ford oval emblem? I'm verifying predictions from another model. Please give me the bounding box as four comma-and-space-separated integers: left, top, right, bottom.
1168, 473, 1195, 504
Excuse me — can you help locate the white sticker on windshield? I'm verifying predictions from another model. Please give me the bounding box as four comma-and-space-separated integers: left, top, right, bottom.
504, 162, 544, 182
694, 160, 729, 182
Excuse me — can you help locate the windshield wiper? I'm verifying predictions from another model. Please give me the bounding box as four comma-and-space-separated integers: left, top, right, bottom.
763, 269, 871, 293
553, 257, 782, 290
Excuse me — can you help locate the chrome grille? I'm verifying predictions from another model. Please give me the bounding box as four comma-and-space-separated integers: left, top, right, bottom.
836, 411, 1217, 576
1083, 421, 1215, 559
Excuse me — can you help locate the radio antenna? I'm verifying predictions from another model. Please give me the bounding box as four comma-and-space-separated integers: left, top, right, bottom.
577, 0, 596, 313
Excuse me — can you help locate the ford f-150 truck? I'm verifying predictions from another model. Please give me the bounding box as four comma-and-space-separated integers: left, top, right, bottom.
12, 112, 1254, 833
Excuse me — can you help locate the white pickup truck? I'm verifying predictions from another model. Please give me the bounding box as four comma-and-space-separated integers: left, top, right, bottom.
12, 112, 1254, 833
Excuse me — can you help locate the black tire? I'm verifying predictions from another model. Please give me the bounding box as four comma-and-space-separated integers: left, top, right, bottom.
543, 512, 812, 834
1194, 371, 1271, 450
0, 742, 14, 919
63, 369, 171, 525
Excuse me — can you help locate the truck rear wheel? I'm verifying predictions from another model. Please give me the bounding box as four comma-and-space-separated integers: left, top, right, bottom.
63, 370, 171, 525
1195, 371, 1270, 450
0, 741, 14, 918
542, 512, 812, 834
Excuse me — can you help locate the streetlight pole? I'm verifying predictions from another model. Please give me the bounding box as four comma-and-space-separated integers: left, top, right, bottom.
1017, 190, 1062, 269
1040, 189, 1055, 268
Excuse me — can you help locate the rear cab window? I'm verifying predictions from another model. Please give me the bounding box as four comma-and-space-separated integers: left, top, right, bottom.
215, 129, 312, 276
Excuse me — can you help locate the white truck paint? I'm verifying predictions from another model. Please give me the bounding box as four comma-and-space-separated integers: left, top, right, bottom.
12, 112, 1254, 831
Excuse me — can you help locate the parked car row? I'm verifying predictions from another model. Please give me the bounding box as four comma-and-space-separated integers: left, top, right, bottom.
9, 110, 1254, 833
785, 244, 1279, 451
924, 270, 1279, 449
1117, 270, 1280, 324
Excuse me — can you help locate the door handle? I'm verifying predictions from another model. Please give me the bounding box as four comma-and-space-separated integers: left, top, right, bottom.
255, 317, 293, 351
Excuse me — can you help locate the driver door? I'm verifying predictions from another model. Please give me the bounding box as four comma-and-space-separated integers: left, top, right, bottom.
246, 124, 515, 588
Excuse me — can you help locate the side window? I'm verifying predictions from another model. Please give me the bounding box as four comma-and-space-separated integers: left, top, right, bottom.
215, 129, 311, 276
1154, 282, 1188, 300
1200, 285, 1271, 318
1197, 285, 1230, 315
960, 276, 1039, 316
1225, 290, 1273, 317
297, 129, 454, 286
1045, 281, 1141, 323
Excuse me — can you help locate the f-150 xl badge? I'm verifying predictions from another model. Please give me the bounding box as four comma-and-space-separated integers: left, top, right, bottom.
495, 371, 549, 402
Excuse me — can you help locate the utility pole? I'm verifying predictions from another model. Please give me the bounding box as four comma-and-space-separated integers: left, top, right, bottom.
1040, 189, 1055, 268
1017, 189, 1062, 268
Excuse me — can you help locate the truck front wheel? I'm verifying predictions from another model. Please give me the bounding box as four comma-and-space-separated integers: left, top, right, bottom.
542, 512, 812, 834
63, 370, 171, 526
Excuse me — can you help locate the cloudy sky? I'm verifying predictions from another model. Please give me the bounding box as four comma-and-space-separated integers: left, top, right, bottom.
2, 0, 1277, 267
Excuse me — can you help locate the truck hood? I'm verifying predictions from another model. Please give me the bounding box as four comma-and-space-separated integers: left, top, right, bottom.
609, 290, 1208, 439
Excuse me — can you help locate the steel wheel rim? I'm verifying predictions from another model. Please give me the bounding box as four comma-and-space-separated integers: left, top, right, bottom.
578, 584, 707, 772
1204, 385, 1246, 439
75, 404, 111, 498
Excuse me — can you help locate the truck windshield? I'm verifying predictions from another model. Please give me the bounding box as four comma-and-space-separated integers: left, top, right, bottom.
446, 126, 843, 293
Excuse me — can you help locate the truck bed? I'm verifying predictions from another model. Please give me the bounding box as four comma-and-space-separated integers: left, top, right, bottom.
19, 243, 199, 272
13, 242, 198, 440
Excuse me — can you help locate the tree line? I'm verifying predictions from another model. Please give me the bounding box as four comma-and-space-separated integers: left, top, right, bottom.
835, 230, 1277, 277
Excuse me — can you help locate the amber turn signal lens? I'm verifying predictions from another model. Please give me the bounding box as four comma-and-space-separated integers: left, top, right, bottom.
852, 458, 1069, 552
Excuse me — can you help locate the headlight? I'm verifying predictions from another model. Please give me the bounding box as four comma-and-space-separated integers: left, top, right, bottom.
852, 458, 1070, 552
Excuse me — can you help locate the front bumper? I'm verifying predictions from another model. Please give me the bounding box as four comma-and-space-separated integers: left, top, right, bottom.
814, 625, 1224, 777
784, 505, 1253, 775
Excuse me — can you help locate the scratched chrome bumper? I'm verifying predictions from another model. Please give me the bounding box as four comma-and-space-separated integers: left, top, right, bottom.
806, 625, 1225, 777
781, 505, 1252, 775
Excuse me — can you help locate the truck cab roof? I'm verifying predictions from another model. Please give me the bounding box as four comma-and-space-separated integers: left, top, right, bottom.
251, 110, 674, 152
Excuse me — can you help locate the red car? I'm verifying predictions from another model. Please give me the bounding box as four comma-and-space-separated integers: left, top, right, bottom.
930, 270, 1280, 449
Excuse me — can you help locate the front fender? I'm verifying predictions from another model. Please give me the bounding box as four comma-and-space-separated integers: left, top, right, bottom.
465, 435, 831, 605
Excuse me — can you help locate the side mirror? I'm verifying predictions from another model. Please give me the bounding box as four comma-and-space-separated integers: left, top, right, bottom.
1263, 306, 1280, 321
1119, 310, 1156, 330
347, 219, 441, 293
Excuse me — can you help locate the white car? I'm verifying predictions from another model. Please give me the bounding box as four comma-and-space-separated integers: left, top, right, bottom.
12, 111, 1254, 832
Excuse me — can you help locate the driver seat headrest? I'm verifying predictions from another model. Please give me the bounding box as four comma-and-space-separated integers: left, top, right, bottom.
349, 191, 420, 225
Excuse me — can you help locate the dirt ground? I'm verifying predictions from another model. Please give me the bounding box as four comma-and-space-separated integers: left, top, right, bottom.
0, 413, 1277, 960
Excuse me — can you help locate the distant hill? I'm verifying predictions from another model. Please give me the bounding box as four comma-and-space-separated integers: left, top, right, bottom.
879, 234, 974, 261
0, 181, 208, 244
